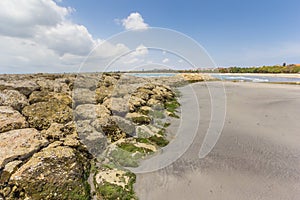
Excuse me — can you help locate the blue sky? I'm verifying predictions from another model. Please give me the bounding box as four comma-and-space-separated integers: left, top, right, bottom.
59, 0, 300, 66
0, 0, 299, 73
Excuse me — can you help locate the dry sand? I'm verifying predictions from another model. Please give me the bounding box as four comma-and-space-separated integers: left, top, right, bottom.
134, 82, 300, 200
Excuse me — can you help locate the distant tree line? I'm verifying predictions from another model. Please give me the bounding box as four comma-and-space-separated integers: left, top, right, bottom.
218, 65, 300, 73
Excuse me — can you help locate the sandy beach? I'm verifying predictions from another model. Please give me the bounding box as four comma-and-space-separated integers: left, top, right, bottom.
134, 82, 300, 200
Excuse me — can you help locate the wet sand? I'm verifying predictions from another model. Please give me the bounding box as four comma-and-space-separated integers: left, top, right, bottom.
134, 82, 300, 200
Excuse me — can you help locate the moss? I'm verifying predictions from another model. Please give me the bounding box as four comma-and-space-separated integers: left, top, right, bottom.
131, 115, 151, 125
109, 149, 141, 168
163, 122, 171, 128
168, 112, 180, 118
97, 170, 137, 200
135, 138, 151, 144
164, 98, 180, 119
149, 135, 169, 147
157, 128, 166, 136
97, 181, 137, 200
165, 99, 180, 113
117, 143, 153, 154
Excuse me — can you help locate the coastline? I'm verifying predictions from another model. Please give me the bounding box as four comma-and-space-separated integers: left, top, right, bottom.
211, 72, 300, 78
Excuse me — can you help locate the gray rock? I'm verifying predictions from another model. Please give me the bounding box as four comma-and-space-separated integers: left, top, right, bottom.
75, 104, 110, 120
112, 116, 136, 136
73, 88, 96, 105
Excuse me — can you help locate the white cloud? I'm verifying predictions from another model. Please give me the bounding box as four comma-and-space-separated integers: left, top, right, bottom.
162, 58, 169, 63
120, 44, 148, 65
36, 22, 96, 56
0, 0, 130, 73
121, 12, 149, 31
178, 59, 184, 63
0, 0, 71, 38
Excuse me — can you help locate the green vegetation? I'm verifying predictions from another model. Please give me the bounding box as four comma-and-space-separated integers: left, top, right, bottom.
117, 142, 153, 154
109, 149, 140, 167
165, 98, 180, 118
163, 122, 171, 128
130, 115, 151, 125
149, 135, 169, 147
97, 172, 137, 200
135, 137, 151, 144
218, 65, 300, 73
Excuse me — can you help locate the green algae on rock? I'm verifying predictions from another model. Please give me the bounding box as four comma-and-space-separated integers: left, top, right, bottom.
22, 99, 73, 130
8, 144, 91, 200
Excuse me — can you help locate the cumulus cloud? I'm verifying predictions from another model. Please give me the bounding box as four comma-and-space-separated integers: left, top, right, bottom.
0, 0, 71, 38
36, 22, 96, 56
0, 0, 130, 73
122, 12, 149, 31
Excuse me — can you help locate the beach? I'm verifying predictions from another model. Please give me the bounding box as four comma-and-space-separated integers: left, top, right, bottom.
212, 73, 300, 78
135, 81, 300, 200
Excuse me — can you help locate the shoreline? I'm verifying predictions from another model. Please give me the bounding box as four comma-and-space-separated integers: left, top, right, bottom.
210, 72, 300, 78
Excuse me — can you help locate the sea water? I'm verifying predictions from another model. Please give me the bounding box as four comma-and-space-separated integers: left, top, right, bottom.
211, 74, 300, 83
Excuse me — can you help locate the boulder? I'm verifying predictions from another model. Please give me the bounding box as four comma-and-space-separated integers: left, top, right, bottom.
129, 96, 146, 106
41, 123, 65, 140
29, 91, 72, 107
138, 106, 153, 115
9, 145, 91, 200
22, 100, 73, 130
36, 78, 70, 93
0, 106, 28, 133
126, 112, 151, 125
104, 98, 129, 116
0, 80, 40, 96
0, 128, 48, 168
74, 74, 98, 90
0, 90, 29, 111
95, 86, 113, 104
75, 104, 110, 120
76, 120, 107, 156
73, 88, 96, 105
147, 98, 162, 107
112, 116, 136, 136
93, 118, 127, 142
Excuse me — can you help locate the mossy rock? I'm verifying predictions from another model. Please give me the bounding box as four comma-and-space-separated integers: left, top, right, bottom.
29, 91, 72, 107
126, 113, 151, 125
101, 121, 127, 142
149, 135, 169, 147
8, 145, 91, 200
22, 99, 73, 130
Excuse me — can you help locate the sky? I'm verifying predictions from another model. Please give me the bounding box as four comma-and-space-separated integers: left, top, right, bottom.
0, 0, 299, 73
